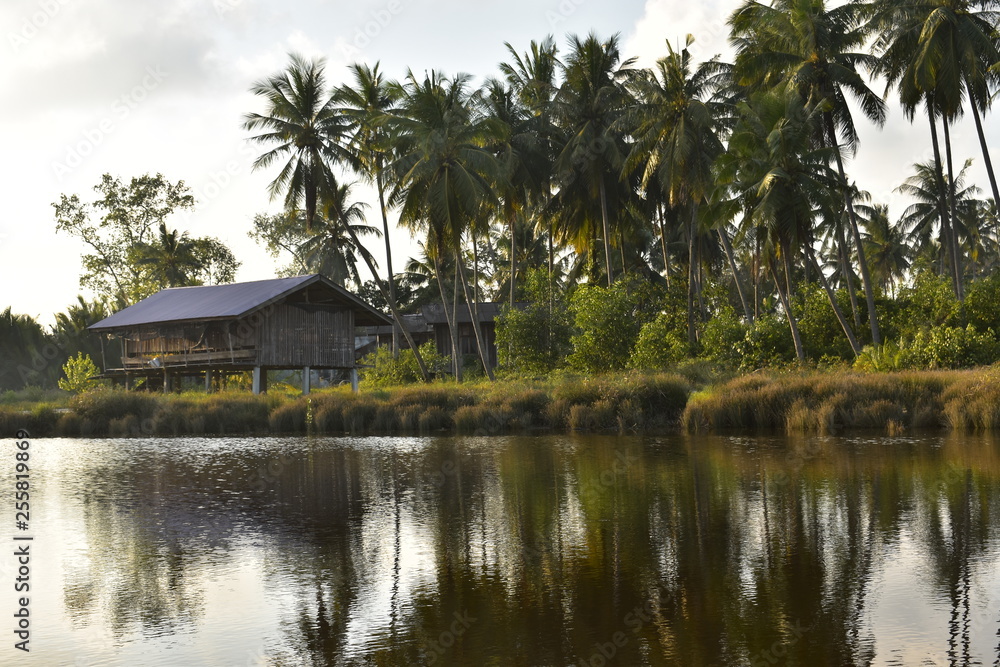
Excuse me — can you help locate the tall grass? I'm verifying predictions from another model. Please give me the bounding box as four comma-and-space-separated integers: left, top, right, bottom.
683, 370, 966, 434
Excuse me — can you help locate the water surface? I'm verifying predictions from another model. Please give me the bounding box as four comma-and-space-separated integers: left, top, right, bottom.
8, 433, 1000, 665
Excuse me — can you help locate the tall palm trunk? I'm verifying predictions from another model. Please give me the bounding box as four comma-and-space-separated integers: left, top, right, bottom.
508, 213, 516, 309
970, 101, 1000, 207
770, 253, 804, 362
344, 224, 429, 381
928, 105, 960, 296
942, 116, 964, 300
836, 221, 862, 329
457, 248, 495, 381
686, 204, 697, 347
805, 244, 862, 356
375, 167, 399, 356
658, 203, 671, 287
825, 112, 881, 344
433, 253, 460, 381
718, 226, 751, 322
599, 179, 614, 286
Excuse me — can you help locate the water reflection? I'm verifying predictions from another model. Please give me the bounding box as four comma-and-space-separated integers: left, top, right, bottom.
21, 434, 1000, 665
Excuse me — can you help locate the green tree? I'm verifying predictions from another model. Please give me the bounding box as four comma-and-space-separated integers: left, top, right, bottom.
243, 53, 353, 231
390, 70, 501, 380
335, 62, 404, 351
551, 32, 635, 286
0, 308, 57, 390
58, 352, 102, 394
495, 268, 572, 375
623, 36, 726, 344
53, 174, 233, 305
567, 280, 658, 373
731, 0, 886, 343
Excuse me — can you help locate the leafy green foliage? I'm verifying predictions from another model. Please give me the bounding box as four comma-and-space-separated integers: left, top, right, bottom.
734, 314, 796, 370
797, 286, 856, 361
53, 174, 238, 305
58, 353, 103, 393
567, 280, 659, 374
629, 313, 690, 370
699, 305, 748, 367
359, 342, 449, 387
496, 269, 573, 375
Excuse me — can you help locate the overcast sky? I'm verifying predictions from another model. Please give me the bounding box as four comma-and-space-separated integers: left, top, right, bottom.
1, 0, 996, 325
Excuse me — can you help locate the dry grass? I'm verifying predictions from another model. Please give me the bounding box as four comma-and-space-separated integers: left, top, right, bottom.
683, 369, 970, 434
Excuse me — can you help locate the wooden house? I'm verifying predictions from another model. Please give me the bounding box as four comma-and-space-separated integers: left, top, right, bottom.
88, 275, 391, 393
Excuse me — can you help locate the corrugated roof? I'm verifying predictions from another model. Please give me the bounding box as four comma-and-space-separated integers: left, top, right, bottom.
89, 275, 391, 331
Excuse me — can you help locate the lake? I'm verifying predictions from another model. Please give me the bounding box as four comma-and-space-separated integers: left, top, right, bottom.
7, 433, 1000, 665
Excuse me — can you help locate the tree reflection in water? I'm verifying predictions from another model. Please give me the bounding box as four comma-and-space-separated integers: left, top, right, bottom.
53, 433, 1000, 665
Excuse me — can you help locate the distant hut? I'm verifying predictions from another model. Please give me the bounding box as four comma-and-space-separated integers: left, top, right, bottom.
88, 275, 390, 394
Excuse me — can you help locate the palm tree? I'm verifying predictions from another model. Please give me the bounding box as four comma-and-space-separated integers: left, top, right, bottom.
134, 223, 202, 289
335, 62, 404, 351
551, 32, 635, 287
896, 158, 982, 278
721, 90, 862, 360
623, 36, 727, 344
243, 53, 353, 231
390, 70, 502, 380
855, 203, 911, 296
298, 182, 381, 287
731, 0, 886, 344
500, 36, 562, 288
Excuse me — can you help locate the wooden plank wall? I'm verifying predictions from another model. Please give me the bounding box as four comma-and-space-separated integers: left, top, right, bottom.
256, 304, 354, 367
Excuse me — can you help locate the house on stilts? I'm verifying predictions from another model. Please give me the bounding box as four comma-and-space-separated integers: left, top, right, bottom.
88, 275, 391, 394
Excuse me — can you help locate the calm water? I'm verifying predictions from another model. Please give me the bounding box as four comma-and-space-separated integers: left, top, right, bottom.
7, 433, 1000, 666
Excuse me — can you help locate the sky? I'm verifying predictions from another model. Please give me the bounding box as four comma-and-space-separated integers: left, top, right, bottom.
1, 0, 996, 326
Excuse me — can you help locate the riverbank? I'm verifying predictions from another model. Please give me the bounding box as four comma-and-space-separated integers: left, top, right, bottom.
0, 372, 690, 437
5, 367, 1000, 437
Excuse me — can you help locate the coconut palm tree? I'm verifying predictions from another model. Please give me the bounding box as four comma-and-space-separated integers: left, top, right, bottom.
298, 182, 381, 288
721, 90, 862, 360
855, 202, 911, 296
499, 36, 562, 287
335, 62, 404, 350
243, 54, 354, 231
551, 32, 635, 287
390, 70, 502, 380
134, 223, 202, 289
730, 0, 887, 344
623, 36, 728, 344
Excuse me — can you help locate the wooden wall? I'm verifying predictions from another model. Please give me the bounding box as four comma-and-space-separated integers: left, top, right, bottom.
256, 303, 354, 368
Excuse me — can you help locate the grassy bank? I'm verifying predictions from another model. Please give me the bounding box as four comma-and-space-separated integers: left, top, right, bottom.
0, 372, 690, 438
7, 367, 1000, 438
683, 368, 1000, 434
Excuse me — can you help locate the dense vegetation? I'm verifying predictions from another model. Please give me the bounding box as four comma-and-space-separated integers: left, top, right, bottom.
4, 0, 1000, 394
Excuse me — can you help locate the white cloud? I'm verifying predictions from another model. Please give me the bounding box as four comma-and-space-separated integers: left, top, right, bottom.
625, 0, 734, 67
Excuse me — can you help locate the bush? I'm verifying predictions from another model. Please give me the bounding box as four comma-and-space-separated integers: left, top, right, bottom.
359, 341, 450, 387
899, 325, 1000, 369
58, 352, 104, 394
734, 314, 796, 370
568, 280, 659, 374
496, 268, 573, 375
699, 306, 747, 367
629, 312, 690, 370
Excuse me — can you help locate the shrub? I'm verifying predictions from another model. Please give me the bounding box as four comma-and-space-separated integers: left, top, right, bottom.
629, 313, 690, 370
58, 352, 104, 394
568, 280, 658, 374
496, 268, 573, 375
359, 341, 449, 387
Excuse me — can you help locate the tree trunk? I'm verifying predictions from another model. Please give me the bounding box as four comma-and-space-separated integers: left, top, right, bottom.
970, 101, 1000, 208
942, 116, 964, 300
805, 244, 862, 357
344, 223, 429, 381
718, 226, 752, 322
509, 213, 516, 310
599, 179, 614, 287
433, 253, 460, 381
686, 204, 697, 347
658, 203, 671, 288
836, 222, 862, 329
770, 254, 804, 362
375, 168, 399, 357
825, 112, 880, 344
928, 105, 959, 296
457, 250, 495, 381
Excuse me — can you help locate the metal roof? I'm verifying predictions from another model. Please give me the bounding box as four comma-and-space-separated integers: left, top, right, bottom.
88, 275, 391, 331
